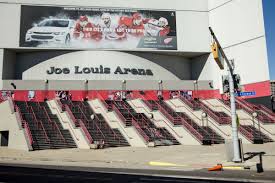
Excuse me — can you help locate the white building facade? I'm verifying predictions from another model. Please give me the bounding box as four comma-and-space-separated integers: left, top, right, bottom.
0, 0, 271, 99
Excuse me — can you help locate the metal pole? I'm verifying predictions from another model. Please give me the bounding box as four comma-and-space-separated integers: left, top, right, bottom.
257, 116, 262, 139
209, 27, 241, 163
228, 68, 241, 162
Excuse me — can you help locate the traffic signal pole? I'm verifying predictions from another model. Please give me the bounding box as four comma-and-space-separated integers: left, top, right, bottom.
209, 27, 241, 162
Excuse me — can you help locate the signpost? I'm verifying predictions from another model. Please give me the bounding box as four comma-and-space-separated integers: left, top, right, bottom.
209, 27, 242, 163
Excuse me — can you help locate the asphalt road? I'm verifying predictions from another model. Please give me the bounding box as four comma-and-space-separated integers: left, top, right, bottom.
0, 163, 274, 183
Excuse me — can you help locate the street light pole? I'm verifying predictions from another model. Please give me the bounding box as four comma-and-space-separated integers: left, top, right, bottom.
209, 27, 241, 162
228, 67, 241, 162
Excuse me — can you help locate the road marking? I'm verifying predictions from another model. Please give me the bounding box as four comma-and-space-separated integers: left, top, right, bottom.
149, 161, 187, 167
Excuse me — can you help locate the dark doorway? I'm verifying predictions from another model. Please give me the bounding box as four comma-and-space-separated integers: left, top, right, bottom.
0, 131, 9, 146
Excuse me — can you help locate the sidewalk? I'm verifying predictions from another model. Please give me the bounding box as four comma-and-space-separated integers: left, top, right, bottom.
0, 143, 275, 171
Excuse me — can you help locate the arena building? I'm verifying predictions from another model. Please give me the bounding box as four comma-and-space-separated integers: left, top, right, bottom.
0, 0, 274, 153
271, 81, 275, 96
0, 0, 271, 99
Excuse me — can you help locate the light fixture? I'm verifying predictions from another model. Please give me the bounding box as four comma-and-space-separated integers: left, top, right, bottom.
252, 112, 258, 118
201, 112, 207, 118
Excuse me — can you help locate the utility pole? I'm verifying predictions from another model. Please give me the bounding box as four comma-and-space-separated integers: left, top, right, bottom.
209, 27, 241, 162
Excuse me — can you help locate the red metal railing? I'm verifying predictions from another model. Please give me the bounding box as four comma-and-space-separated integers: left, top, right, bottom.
131, 118, 150, 143
239, 125, 254, 143
144, 99, 181, 125
220, 99, 242, 109
56, 99, 65, 112
257, 105, 275, 118
38, 119, 50, 143
65, 102, 107, 142
29, 106, 40, 128
79, 119, 93, 144
96, 92, 110, 111
179, 96, 200, 110
200, 104, 231, 125
41, 106, 65, 142
236, 99, 275, 123
181, 117, 204, 142
76, 105, 105, 139
15, 105, 36, 145
143, 98, 205, 143
112, 103, 128, 125
65, 105, 78, 126
23, 105, 49, 143
236, 99, 254, 115
96, 113, 124, 145
142, 99, 155, 111
169, 99, 230, 137
23, 121, 33, 145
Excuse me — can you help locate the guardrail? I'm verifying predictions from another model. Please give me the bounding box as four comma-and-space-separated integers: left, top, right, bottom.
112, 104, 127, 124
178, 115, 204, 142
257, 105, 275, 118
179, 96, 200, 110
76, 104, 106, 140
65, 105, 78, 126
23, 121, 33, 145
38, 119, 50, 143
42, 106, 65, 142
49, 100, 79, 141
236, 99, 275, 123
128, 100, 183, 139
78, 119, 93, 144
200, 104, 231, 125
131, 118, 150, 143
169, 100, 230, 137
239, 125, 254, 143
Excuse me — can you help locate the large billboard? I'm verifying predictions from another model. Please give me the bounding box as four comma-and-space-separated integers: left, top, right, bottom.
20, 5, 177, 50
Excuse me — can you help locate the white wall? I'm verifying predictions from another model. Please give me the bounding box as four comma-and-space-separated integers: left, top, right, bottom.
0, 0, 208, 11
0, 4, 21, 48
209, 0, 265, 48
0, 100, 30, 150
200, 0, 270, 90
208, 0, 232, 10
0, 0, 210, 53
0, 49, 3, 89
177, 11, 210, 52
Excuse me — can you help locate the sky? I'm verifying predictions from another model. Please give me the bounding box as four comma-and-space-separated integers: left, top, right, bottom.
263, 0, 275, 80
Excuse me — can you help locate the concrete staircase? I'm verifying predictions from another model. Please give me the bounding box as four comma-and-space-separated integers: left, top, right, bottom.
15, 101, 77, 150
202, 99, 275, 143
47, 100, 91, 149
130, 99, 201, 145
167, 98, 245, 143
89, 99, 147, 147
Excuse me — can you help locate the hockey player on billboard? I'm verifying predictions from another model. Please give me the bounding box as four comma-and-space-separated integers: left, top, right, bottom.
100, 13, 126, 40
73, 15, 102, 41
119, 13, 147, 37
144, 17, 170, 37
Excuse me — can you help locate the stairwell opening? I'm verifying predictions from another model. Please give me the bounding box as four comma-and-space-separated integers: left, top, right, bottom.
0, 131, 9, 147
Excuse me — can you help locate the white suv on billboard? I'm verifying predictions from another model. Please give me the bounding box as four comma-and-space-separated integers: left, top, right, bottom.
25, 19, 75, 45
